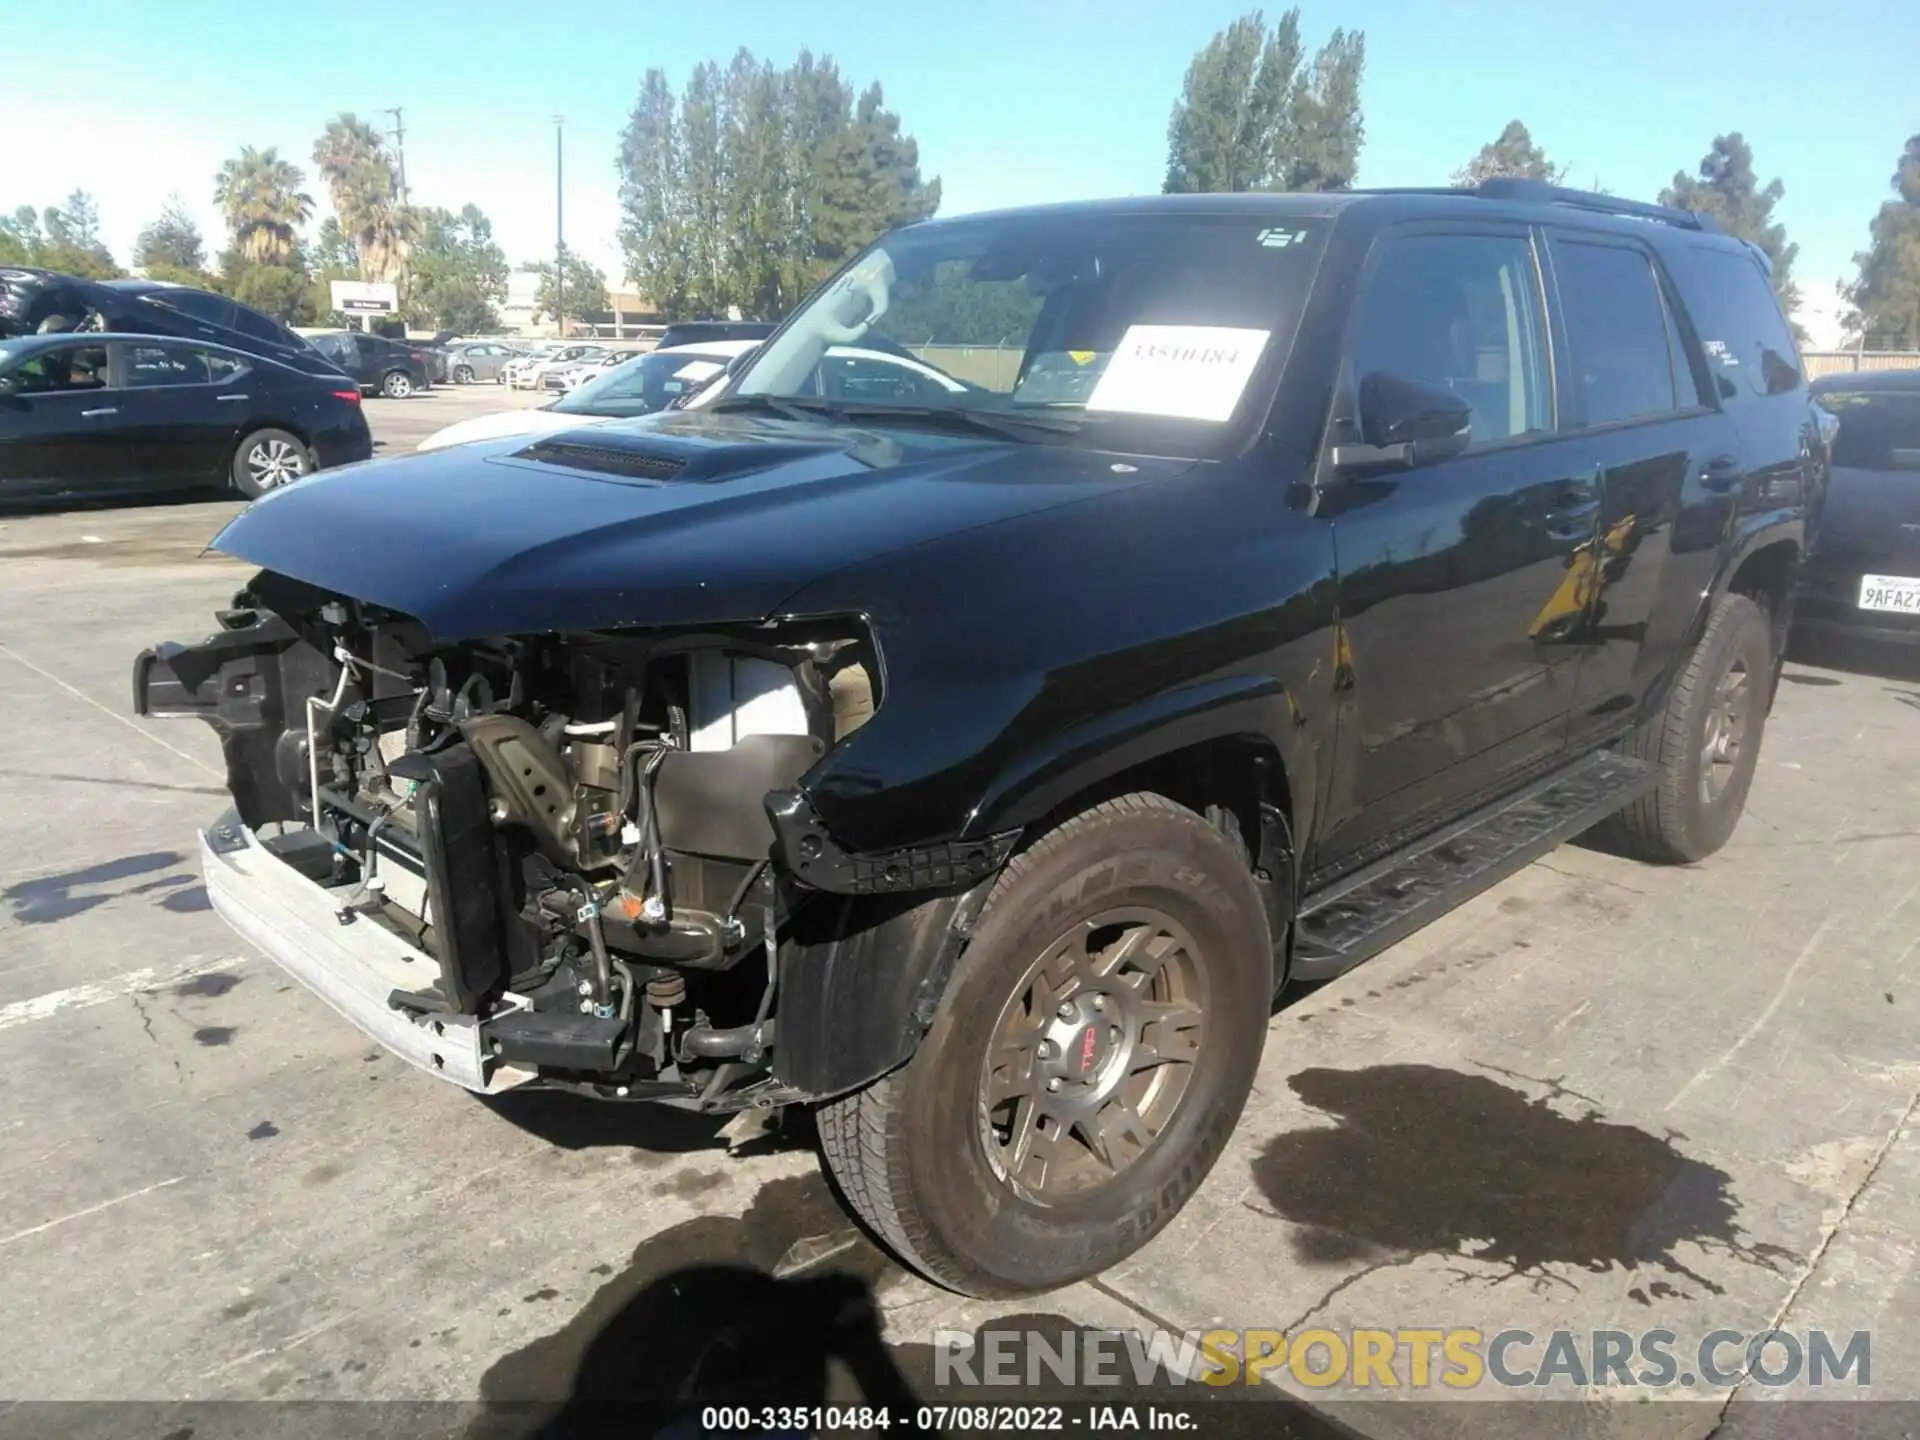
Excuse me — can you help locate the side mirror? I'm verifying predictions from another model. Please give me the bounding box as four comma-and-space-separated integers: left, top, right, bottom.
1332, 371, 1473, 472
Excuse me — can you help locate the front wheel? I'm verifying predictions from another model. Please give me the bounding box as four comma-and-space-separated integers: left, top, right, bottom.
231, 428, 311, 499
453, 364, 474, 384
381, 369, 414, 399
816, 792, 1272, 1297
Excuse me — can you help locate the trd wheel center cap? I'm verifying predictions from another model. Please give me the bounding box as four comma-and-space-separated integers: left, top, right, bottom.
1040, 994, 1131, 1101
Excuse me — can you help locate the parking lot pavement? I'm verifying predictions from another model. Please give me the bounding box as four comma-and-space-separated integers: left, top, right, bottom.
1, 464, 1917, 1430
364, 381, 551, 455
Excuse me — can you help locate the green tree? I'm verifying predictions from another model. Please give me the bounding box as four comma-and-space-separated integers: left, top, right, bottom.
214, 146, 313, 265
1162, 9, 1366, 194
132, 197, 208, 275
231, 261, 318, 324
617, 48, 940, 323
1452, 120, 1567, 187
312, 113, 415, 286
0, 207, 44, 265
529, 255, 610, 330
34, 190, 122, 277
1843, 134, 1920, 350
407, 204, 509, 332
1659, 134, 1801, 327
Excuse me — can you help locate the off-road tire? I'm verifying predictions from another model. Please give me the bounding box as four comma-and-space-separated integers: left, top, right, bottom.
816, 792, 1272, 1297
381, 369, 413, 399
1598, 591, 1773, 863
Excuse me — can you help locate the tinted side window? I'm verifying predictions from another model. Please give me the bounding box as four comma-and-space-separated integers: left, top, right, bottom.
205, 349, 248, 382
124, 344, 209, 387
229, 305, 289, 345
1552, 240, 1679, 427
1666, 244, 1802, 400
6, 345, 110, 394
1351, 232, 1551, 446
153, 290, 236, 327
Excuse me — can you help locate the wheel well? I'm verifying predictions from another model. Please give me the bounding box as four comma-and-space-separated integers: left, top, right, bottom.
1727, 539, 1799, 655
1024, 735, 1291, 877
1728, 540, 1797, 616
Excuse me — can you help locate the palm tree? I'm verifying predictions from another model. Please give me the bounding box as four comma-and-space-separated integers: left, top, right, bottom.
313, 113, 414, 285
213, 146, 312, 265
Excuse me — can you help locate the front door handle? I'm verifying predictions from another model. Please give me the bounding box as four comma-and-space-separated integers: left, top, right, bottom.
81, 406, 118, 417
215, 393, 251, 402
1701, 455, 1742, 493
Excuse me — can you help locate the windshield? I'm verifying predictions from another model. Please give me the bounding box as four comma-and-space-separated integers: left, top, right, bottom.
553, 348, 735, 417
729, 209, 1329, 452
1820, 389, 1920, 473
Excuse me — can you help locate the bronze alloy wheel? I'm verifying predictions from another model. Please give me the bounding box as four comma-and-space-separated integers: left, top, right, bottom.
978, 906, 1206, 1203
1700, 655, 1752, 804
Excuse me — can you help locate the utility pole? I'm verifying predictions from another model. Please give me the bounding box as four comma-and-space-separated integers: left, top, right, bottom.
384, 106, 408, 206
553, 116, 566, 338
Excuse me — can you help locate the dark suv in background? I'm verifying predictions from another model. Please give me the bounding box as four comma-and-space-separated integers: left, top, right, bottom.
136, 180, 1817, 1298
305, 330, 433, 398
0, 268, 342, 379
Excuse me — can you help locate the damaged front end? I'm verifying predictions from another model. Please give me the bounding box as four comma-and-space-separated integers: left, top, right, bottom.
134, 570, 1011, 1108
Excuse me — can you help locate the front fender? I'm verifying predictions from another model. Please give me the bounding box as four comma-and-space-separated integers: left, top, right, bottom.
961, 672, 1309, 840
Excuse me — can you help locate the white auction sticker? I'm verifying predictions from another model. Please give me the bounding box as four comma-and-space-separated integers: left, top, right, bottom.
674, 360, 727, 382
1085, 325, 1271, 422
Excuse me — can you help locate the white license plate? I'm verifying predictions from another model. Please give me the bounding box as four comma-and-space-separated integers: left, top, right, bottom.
1859, 574, 1920, 614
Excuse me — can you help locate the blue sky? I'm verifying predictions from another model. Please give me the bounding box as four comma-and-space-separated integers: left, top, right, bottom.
4, 0, 1913, 344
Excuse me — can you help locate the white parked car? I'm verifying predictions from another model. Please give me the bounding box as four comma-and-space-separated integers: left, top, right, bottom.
543, 350, 641, 394
515, 343, 607, 391
418, 340, 975, 451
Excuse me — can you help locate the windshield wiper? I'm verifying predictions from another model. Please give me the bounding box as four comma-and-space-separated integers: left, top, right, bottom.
713, 394, 1081, 441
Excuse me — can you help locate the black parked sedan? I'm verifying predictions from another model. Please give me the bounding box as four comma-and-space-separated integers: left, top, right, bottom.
305, 330, 433, 398
1797, 371, 1920, 650
0, 332, 372, 502
0, 266, 345, 380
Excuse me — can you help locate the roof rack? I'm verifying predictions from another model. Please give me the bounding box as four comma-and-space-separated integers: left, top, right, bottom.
1471, 178, 1721, 234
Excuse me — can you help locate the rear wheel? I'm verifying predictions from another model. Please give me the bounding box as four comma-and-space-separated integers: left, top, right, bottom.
816, 792, 1271, 1297
231, 429, 311, 500
381, 369, 413, 399
453, 364, 475, 384
1598, 591, 1773, 863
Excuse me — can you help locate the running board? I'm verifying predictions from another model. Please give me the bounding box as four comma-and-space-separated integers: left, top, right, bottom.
1291, 751, 1661, 981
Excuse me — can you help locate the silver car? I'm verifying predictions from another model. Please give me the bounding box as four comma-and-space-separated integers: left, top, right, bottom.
445, 342, 521, 384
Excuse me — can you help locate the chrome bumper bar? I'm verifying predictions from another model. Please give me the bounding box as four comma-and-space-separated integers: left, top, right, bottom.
198, 822, 531, 1094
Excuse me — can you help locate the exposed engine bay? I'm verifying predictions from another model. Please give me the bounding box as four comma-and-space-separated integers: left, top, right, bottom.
137, 570, 905, 1109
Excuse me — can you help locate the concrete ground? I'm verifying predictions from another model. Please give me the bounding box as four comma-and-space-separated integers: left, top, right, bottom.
1, 390, 1917, 1436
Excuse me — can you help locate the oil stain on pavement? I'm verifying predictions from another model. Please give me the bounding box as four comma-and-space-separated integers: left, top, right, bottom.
470, 1172, 1339, 1439
1253, 1064, 1796, 1291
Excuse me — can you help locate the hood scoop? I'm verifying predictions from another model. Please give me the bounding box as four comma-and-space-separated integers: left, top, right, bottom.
515, 436, 688, 480
510, 426, 844, 486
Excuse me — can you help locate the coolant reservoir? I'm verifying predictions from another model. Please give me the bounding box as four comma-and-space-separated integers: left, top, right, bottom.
686, 653, 811, 752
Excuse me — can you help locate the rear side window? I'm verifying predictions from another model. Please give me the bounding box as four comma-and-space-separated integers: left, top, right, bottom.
229, 305, 289, 345
1666, 244, 1802, 400
1818, 389, 1920, 471
1551, 239, 1680, 427
152, 290, 236, 328
124, 344, 209, 386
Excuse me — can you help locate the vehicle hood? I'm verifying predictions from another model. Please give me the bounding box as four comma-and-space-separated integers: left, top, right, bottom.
1822, 465, 1920, 540
213, 410, 1184, 641
417, 407, 600, 451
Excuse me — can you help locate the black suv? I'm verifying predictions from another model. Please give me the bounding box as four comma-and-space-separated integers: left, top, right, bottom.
134, 181, 1815, 1297
655, 319, 777, 350
305, 330, 433, 398
0, 268, 342, 378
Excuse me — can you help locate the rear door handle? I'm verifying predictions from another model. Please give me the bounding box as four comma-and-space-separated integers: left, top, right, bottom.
215, 393, 251, 402
81, 407, 118, 417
